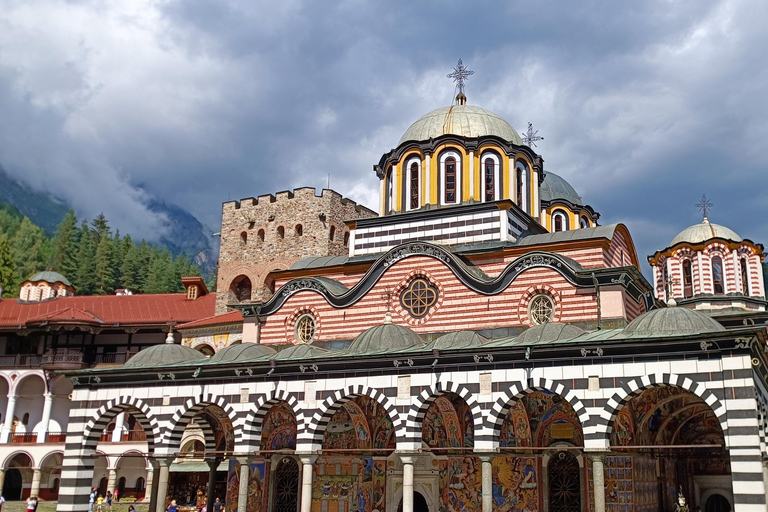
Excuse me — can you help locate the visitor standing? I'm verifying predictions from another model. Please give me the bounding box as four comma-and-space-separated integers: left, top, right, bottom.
167, 499, 178, 512
212, 497, 223, 512
106, 491, 113, 512
0, 494, 5, 512
26, 496, 37, 512
89, 488, 97, 512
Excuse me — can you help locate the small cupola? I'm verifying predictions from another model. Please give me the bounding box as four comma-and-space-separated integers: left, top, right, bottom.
181, 276, 208, 300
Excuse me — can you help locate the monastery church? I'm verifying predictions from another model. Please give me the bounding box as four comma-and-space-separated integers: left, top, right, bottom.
0, 62, 767, 512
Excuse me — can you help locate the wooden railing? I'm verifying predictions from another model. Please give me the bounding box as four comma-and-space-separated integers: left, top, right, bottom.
46, 432, 67, 443
123, 430, 147, 442
11, 433, 37, 443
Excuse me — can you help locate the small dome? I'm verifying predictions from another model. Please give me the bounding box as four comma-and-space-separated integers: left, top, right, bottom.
207, 343, 276, 364
433, 331, 485, 350
272, 344, 329, 360
348, 320, 425, 354
623, 307, 725, 337
540, 172, 583, 206
515, 323, 586, 345
124, 343, 206, 368
671, 218, 741, 246
26, 271, 71, 286
399, 105, 522, 145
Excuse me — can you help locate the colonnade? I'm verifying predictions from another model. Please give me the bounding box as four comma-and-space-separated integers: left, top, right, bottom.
0, 392, 54, 444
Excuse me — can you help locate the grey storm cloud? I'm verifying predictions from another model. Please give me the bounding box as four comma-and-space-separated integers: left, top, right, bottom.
1, 0, 767, 275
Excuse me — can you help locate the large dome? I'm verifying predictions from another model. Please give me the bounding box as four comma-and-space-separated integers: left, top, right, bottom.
124, 343, 206, 368
671, 219, 741, 246
348, 318, 425, 354
540, 172, 583, 206
206, 343, 276, 364
399, 105, 522, 145
26, 271, 71, 286
623, 307, 725, 337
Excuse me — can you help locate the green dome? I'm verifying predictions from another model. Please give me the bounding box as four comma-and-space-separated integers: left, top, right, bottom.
540, 172, 583, 206
272, 344, 328, 360
433, 331, 485, 350
207, 343, 276, 364
124, 343, 206, 368
671, 219, 741, 246
623, 307, 725, 337
399, 105, 522, 145
515, 323, 586, 345
348, 319, 425, 354
27, 271, 71, 286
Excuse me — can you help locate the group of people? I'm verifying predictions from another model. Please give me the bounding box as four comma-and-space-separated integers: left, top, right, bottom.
166, 496, 224, 512
89, 488, 129, 512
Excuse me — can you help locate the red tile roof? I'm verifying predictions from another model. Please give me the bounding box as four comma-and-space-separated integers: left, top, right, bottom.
0, 293, 215, 329
176, 310, 243, 330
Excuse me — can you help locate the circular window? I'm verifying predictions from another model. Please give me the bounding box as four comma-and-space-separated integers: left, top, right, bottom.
400, 278, 438, 318
295, 314, 316, 343
528, 294, 555, 325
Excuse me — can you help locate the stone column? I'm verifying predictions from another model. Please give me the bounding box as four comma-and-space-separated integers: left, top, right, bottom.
30, 468, 42, 497
207, 458, 221, 512
0, 468, 5, 494
38, 393, 54, 443
425, 154, 432, 204
1, 395, 17, 443
589, 453, 607, 512
479, 454, 494, 512
106, 468, 117, 498
763, 459, 768, 512
299, 455, 317, 512
400, 454, 414, 512
468, 150, 475, 200
144, 468, 155, 503
237, 458, 251, 512
111, 413, 126, 443
154, 459, 171, 512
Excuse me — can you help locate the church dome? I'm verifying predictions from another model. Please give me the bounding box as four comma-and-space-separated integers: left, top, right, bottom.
399, 105, 522, 145
124, 340, 206, 368
670, 218, 741, 246
540, 172, 583, 206
433, 331, 485, 350
272, 343, 328, 360
206, 342, 276, 364
515, 323, 586, 345
26, 271, 71, 286
623, 307, 725, 337
348, 316, 425, 354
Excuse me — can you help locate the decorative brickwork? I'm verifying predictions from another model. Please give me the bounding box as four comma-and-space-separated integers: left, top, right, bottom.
216, 188, 376, 314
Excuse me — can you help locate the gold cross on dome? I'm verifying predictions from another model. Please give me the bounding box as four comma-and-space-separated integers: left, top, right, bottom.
447, 59, 474, 95
696, 194, 714, 220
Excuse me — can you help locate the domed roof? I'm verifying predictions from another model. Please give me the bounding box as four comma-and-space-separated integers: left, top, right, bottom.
433, 331, 485, 350
540, 172, 583, 206
272, 343, 329, 360
515, 323, 586, 345
124, 341, 206, 368
671, 218, 741, 246
399, 105, 522, 145
623, 307, 726, 337
26, 271, 71, 286
348, 317, 425, 354
206, 343, 276, 364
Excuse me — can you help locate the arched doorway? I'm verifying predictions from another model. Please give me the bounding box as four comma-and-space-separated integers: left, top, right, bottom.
396, 492, 429, 512
706, 494, 730, 512
3, 467, 23, 500
4, 453, 33, 500
271, 457, 299, 512
548, 451, 580, 512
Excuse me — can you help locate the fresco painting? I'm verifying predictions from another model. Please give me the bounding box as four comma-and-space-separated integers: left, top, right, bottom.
226, 460, 266, 512
611, 404, 635, 446
201, 405, 236, 452
490, 456, 539, 512
423, 394, 471, 449
324, 396, 395, 452
500, 401, 531, 448
311, 456, 381, 512
261, 401, 297, 451
438, 457, 481, 512
605, 456, 633, 512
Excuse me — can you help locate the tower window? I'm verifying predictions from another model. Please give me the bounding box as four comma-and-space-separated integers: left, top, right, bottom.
277, 226, 285, 239
741, 258, 749, 295
580, 216, 589, 229
711, 256, 724, 294
409, 161, 419, 209
385, 167, 394, 214
552, 211, 568, 232
682, 260, 693, 298
515, 161, 528, 211
329, 226, 336, 241
484, 158, 495, 201
445, 157, 457, 203
257, 229, 265, 242
295, 224, 303, 236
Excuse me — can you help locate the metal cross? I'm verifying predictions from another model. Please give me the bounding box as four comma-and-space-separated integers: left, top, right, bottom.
447, 59, 474, 95
380, 288, 392, 312
522, 122, 543, 147
696, 194, 714, 220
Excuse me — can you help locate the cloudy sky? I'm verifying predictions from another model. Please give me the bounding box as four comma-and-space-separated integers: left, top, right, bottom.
1, 0, 767, 274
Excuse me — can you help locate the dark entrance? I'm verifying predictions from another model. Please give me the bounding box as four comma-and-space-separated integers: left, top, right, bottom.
271, 458, 300, 512
548, 451, 581, 512
396, 491, 429, 512
3, 468, 22, 500
705, 494, 730, 512
99, 477, 108, 497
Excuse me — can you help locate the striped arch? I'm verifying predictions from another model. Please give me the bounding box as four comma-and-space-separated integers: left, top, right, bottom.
302, 385, 404, 449
83, 396, 160, 453
242, 389, 303, 450
486, 377, 589, 447
597, 373, 727, 444
406, 381, 483, 445
164, 394, 239, 454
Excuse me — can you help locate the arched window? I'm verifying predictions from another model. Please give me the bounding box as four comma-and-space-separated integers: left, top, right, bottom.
741, 258, 749, 295
231, 276, 252, 302
277, 226, 285, 239
405, 158, 420, 210
240, 231, 247, 244
385, 167, 394, 214
22, 413, 29, 425
329, 226, 336, 241
482, 153, 500, 202
295, 224, 303, 236
580, 216, 589, 229
445, 157, 457, 203
552, 211, 568, 232
135, 477, 145, 492
257, 229, 265, 242
515, 161, 528, 211
343, 232, 350, 247
682, 260, 693, 298
439, 151, 461, 205
661, 264, 669, 299
711, 256, 724, 294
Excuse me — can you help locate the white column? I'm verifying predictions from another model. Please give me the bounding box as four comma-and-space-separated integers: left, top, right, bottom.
144, 468, 154, 503
400, 454, 414, 512
697, 252, 706, 294
425, 154, 431, 204
532, 169, 540, 218
468, 150, 475, 200
237, 458, 251, 512
299, 455, 317, 512
763, 460, 768, 512
30, 468, 42, 498
590, 454, 606, 512
38, 393, 54, 443
1, 395, 17, 442
0, 469, 5, 493
479, 455, 493, 512
392, 164, 398, 213
107, 468, 117, 498
111, 413, 126, 443
155, 460, 171, 512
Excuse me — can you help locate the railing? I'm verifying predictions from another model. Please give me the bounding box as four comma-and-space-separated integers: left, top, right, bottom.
41, 351, 84, 366
123, 430, 147, 442
46, 432, 66, 443
11, 433, 37, 443
94, 353, 130, 365
0, 355, 43, 368
100, 432, 113, 442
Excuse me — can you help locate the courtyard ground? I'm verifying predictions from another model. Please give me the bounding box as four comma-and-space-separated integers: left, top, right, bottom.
1, 502, 150, 512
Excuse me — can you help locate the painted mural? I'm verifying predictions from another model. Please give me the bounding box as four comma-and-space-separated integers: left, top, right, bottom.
226, 459, 267, 512
491, 456, 539, 512
261, 402, 297, 451
438, 456, 482, 512
324, 396, 395, 452
201, 405, 236, 452
422, 394, 473, 449
499, 401, 532, 448
521, 391, 583, 447
310, 457, 385, 512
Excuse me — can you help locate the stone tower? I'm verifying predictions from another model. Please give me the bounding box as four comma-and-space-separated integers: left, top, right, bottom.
216, 187, 376, 314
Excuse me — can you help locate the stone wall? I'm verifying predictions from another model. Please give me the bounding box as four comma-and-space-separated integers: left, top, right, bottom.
216, 187, 376, 314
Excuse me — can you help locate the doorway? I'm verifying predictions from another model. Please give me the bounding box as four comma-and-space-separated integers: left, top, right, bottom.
548, 451, 581, 512
3, 468, 22, 500
397, 491, 429, 512
271, 458, 300, 512
705, 494, 730, 512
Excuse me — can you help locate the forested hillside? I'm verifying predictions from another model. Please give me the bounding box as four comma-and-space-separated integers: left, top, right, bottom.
0, 201, 212, 298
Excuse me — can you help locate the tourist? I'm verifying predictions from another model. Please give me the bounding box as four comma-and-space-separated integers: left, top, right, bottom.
26, 496, 37, 512
0, 494, 5, 512
212, 497, 223, 512
128, 506, 136, 512
106, 491, 113, 512
168, 499, 178, 512
114, 488, 119, 503
96, 494, 104, 512
89, 488, 97, 512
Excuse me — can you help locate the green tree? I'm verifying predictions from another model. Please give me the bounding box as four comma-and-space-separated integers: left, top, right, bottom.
51, 209, 79, 279
75, 220, 96, 294
0, 234, 14, 298
91, 213, 110, 244
94, 233, 113, 294
10, 217, 49, 289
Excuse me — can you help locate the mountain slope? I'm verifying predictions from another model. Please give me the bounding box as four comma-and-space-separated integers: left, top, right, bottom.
0, 166, 69, 235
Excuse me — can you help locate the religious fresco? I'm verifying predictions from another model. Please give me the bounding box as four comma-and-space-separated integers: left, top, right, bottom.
422, 394, 473, 449
438, 456, 482, 512
500, 401, 532, 448
491, 456, 539, 512
310, 456, 385, 512
605, 456, 633, 512
261, 402, 297, 451
521, 391, 583, 447
200, 405, 236, 452
226, 459, 267, 512
323, 397, 395, 452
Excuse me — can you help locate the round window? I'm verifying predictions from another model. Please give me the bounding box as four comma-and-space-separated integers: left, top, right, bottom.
295, 314, 316, 343
528, 294, 555, 325
400, 278, 438, 318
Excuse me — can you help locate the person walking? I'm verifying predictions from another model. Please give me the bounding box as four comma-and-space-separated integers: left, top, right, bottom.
26, 496, 38, 512
0, 494, 6, 512
96, 494, 104, 512
212, 497, 223, 512
114, 488, 119, 503
106, 491, 113, 512
89, 488, 97, 512
167, 499, 178, 512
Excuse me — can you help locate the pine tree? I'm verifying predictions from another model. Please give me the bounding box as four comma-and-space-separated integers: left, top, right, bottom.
0, 234, 14, 298
75, 220, 96, 294
52, 209, 79, 278
91, 213, 110, 244
94, 233, 113, 294
10, 217, 49, 288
